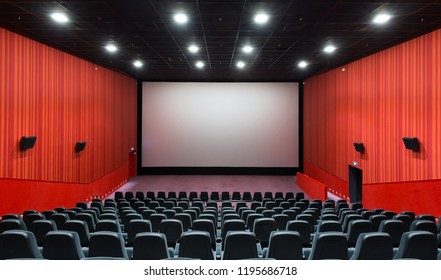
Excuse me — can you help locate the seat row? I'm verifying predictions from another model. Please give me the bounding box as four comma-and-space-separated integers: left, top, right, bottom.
1, 228, 440, 260
1, 198, 440, 260
2, 202, 440, 258
114, 190, 305, 202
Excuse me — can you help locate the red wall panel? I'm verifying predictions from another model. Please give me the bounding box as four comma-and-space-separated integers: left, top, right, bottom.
296, 172, 327, 201
0, 28, 137, 215
303, 28, 441, 215
0, 165, 129, 216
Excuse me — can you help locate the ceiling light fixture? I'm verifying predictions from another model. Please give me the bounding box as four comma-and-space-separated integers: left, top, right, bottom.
189, 45, 199, 53
298, 61, 308, 68
174, 13, 188, 24
372, 14, 391, 24
254, 13, 269, 24
324, 45, 336, 53
50, 13, 69, 23
133, 60, 143, 68
105, 44, 118, 53
195, 61, 204, 68
237, 61, 246, 68
243, 46, 253, 53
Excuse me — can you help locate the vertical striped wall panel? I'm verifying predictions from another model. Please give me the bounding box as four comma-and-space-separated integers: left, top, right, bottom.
0, 27, 137, 184
304, 28, 441, 185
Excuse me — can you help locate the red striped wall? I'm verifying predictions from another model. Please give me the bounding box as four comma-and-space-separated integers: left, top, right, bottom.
0, 28, 137, 215
303, 28, 441, 216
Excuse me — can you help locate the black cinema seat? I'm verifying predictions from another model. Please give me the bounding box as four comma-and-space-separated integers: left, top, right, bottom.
0, 230, 43, 259
178, 231, 215, 260
222, 231, 258, 260
263, 231, 303, 260
350, 232, 393, 260
43, 230, 85, 260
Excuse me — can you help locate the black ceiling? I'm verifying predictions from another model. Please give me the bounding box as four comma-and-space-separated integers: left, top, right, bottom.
1, 0, 441, 81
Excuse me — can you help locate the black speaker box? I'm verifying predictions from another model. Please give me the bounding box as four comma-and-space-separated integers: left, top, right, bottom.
353, 142, 365, 153
402, 137, 419, 152
75, 141, 87, 152
20, 136, 37, 151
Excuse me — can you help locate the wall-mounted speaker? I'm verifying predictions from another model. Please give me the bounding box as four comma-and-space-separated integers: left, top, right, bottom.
20, 136, 37, 151
75, 141, 87, 152
353, 142, 365, 153
402, 137, 419, 152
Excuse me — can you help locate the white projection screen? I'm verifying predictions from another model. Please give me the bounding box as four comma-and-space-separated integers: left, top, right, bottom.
141, 82, 299, 168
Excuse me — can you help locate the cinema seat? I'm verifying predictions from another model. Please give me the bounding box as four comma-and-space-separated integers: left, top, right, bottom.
379, 219, 407, 247
126, 219, 152, 246
286, 220, 311, 247
29, 220, 57, 246
192, 220, 216, 251
0, 230, 43, 259
308, 232, 348, 260
88, 231, 128, 259
346, 220, 374, 247
317, 220, 342, 233
394, 231, 437, 260
62, 220, 91, 247
159, 219, 183, 248
263, 231, 303, 260
178, 231, 215, 260
0, 219, 27, 233
222, 231, 258, 260
350, 232, 393, 260
253, 218, 278, 248
410, 220, 437, 234
2, 214, 22, 220
132, 232, 172, 260
43, 231, 85, 260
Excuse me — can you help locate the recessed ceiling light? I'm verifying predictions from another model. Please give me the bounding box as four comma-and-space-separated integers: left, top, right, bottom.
189, 45, 199, 53
255, 13, 269, 24
195, 61, 204, 68
50, 12, 69, 23
174, 13, 188, 24
372, 14, 391, 24
298, 61, 308, 68
324, 45, 336, 54
133, 60, 143, 68
237, 61, 246, 68
243, 46, 253, 53
105, 44, 117, 53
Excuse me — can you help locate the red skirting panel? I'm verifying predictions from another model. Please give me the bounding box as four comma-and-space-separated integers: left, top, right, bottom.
364, 180, 441, 217
296, 172, 327, 201
0, 164, 129, 216
303, 160, 348, 198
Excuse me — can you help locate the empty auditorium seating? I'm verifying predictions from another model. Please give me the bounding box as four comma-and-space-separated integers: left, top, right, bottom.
5, 190, 441, 261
